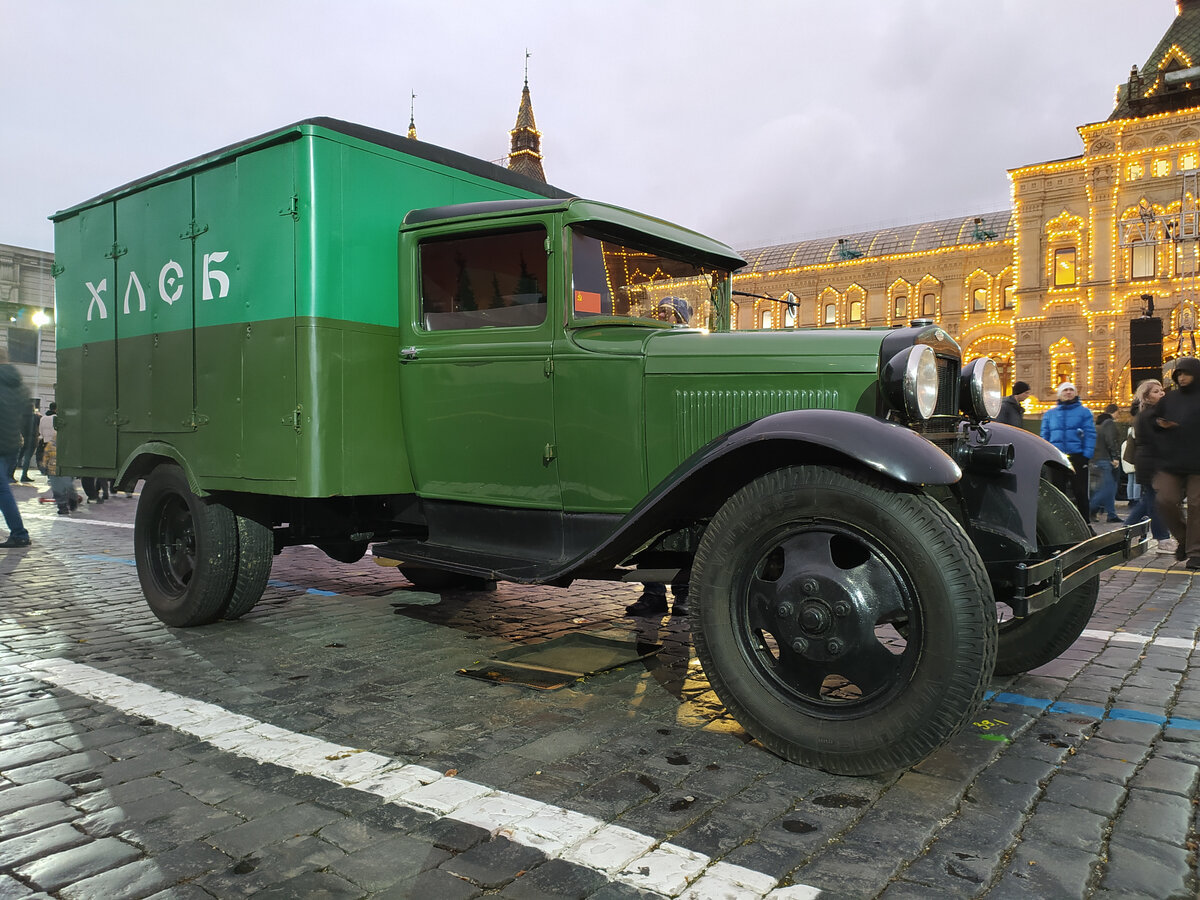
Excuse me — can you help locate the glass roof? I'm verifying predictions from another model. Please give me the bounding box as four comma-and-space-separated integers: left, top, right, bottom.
738, 210, 1014, 273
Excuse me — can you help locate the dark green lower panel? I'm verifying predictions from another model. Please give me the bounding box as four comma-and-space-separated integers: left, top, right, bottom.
58, 316, 413, 498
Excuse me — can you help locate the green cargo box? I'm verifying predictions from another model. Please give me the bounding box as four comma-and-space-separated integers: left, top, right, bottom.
51, 118, 569, 497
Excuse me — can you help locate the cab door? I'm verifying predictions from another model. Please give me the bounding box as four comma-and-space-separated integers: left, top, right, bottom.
398, 222, 561, 512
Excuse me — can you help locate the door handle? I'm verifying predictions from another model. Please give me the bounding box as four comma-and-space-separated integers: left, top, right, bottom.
400, 346, 418, 362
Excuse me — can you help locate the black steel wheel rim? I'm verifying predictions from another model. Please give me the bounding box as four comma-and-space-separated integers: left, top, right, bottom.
732, 522, 922, 715
148, 494, 196, 599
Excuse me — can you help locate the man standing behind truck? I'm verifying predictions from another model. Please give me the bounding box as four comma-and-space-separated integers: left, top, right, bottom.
0, 348, 31, 547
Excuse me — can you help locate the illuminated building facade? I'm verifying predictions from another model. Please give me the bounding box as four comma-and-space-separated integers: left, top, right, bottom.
735, 0, 1200, 413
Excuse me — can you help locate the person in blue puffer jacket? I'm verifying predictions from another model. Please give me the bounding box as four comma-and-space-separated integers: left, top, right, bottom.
1040, 381, 1096, 519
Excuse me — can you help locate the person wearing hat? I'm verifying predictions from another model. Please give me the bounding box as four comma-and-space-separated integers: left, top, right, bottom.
1152, 357, 1200, 567
1040, 382, 1095, 519
1088, 403, 1123, 523
994, 380, 1031, 427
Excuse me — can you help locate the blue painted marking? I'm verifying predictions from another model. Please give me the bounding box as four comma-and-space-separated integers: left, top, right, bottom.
82, 554, 135, 566
266, 578, 338, 597
1108, 708, 1168, 725
988, 690, 1200, 731
1049, 701, 1107, 718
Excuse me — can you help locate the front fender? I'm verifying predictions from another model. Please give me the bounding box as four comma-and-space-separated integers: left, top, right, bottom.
561, 409, 961, 579
704, 409, 963, 486
956, 422, 1071, 559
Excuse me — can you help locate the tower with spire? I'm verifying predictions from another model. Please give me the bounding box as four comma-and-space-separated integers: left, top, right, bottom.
507, 51, 546, 183
407, 91, 418, 140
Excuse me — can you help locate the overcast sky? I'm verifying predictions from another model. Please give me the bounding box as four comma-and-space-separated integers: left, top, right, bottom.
1, 1, 1180, 256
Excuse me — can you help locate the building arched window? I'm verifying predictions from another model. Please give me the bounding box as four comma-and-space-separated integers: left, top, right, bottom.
824, 303, 836, 325
973, 288, 987, 311
759, 309, 772, 329
1053, 247, 1077, 287
1003, 284, 1014, 308
1131, 239, 1155, 280
784, 305, 796, 328
849, 299, 863, 322
893, 295, 907, 319
922, 293, 936, 316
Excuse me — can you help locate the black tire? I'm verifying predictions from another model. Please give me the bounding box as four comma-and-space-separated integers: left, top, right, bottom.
690, 465, 997, 776
221, 516, 273, 620
134, 465, 238, 627
992, 479, 1099, 676
400, 566, 495, 592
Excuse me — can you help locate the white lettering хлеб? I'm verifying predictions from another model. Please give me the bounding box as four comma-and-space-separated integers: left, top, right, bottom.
159, 261, 184, 305
85, 279, 108, 321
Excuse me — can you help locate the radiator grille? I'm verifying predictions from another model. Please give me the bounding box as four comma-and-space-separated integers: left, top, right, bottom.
935, 356, 960, 417
674, 388, 839, 458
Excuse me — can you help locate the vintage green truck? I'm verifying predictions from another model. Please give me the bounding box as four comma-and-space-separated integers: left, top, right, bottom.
52, 118, 1147, 774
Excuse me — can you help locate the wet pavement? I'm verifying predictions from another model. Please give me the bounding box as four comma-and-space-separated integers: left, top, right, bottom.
0, 475, 1197, 899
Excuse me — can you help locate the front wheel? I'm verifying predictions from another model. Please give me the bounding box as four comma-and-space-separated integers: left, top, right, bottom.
690, 465, 997, 776
992, 480, 1099, 676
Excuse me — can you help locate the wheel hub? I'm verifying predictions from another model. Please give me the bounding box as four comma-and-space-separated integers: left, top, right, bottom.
769, 573, 860, 661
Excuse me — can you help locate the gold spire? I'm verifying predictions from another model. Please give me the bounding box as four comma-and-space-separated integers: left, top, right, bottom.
508, 50, 546, 182
407, 91, 418, 140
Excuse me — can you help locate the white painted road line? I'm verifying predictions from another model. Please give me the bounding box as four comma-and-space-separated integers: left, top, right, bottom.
20, 658, 821, 900
1080, 628, 1197, 651
30, 514, 135, 529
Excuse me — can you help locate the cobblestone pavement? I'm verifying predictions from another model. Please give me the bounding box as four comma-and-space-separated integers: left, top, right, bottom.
0, 475, 1197, 899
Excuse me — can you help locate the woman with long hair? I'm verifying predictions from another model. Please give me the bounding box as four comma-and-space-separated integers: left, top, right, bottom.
1125, 378, 1173, 553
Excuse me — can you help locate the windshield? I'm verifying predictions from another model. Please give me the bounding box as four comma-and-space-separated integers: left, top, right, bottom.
570, 227, 729, 329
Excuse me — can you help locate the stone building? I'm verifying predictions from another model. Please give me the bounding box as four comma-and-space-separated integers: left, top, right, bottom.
735, 0, 1200, 413
0, 243, 56, 410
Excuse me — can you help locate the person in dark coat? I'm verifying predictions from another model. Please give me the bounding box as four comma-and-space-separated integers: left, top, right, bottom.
1124, 379, 1173, 552
1152, 357, 1200, 567
1088, 404, 1122, 523
1040, 382, 1096, 519
0, 351, 31, 547
16, 399, 39, 482
994, 380, 1031, 427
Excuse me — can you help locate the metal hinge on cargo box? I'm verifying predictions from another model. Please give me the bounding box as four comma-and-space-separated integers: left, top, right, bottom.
179, 221, 209, 241
279, 196, 299, 220
184, 411, 210, 430
543, 443, 557, 464
104, 243, 127, 259
283, 405, 303, 433
104, 413, 130, 427
543, 358, 554, 377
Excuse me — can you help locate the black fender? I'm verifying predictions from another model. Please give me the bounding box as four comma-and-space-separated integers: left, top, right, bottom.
563, 409, 962, 579
955, 421, 1072, 562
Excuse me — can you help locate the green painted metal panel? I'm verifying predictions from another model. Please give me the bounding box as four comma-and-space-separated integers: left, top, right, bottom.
53, 204, 117, 469
294, 321, 412, 497
552, 347, 649, 513
192, 145, 298, 479
114, 178, 194, 433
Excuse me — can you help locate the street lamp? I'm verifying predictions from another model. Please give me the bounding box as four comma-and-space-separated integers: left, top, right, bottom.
30, 309, 50, 408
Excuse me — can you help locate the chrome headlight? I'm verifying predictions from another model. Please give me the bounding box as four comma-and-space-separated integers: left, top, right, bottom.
960, 357, 1003, 420
883, 344, 939, 421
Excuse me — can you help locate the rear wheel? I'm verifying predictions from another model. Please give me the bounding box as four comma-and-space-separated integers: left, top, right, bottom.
691, 465, 996, 776
993, 479, 1099, 676
221, 516, 273, 620
134, 465, 238, 627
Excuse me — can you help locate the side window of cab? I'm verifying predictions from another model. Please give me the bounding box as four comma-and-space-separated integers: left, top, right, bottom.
419, 226, 548, 331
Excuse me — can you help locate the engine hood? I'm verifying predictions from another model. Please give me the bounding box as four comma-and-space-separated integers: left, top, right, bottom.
641, 328, 887, 376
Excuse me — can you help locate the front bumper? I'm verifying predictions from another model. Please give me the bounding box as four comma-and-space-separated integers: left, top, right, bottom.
988, 518, 1151, 616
